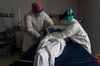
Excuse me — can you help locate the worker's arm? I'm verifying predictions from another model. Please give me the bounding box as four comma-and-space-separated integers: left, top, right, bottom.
62, 21, 80, 39
26, 15, 40, 37
44, 12, 54, 27
50, 20, 79, 39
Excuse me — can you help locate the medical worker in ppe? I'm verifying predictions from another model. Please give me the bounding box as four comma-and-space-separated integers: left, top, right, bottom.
52, 8, 91, 53
23, 2, 54, 52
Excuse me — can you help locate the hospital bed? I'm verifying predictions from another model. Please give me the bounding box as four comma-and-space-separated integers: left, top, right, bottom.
10, 39, 100, 66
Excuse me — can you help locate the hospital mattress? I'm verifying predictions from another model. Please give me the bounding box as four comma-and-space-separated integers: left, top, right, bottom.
10, 41, 100, 66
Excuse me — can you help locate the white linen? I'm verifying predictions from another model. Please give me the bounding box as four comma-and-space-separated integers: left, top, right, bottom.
33, 33, 66, 66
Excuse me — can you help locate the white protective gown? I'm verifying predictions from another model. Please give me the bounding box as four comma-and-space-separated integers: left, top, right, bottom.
23, 11, 54, 52
51, 19, 91, 53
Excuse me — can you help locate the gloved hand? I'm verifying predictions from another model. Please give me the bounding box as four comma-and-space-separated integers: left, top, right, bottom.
40, 27, 47, 37
48, 28, 62, 33
55, 28, 62, 32
48, 27, 56, 33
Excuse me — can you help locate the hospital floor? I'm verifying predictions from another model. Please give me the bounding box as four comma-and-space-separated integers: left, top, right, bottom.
0, 52, 20, 66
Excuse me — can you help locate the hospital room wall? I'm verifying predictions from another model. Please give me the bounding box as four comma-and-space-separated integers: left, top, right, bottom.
36, 0, 78, 25
78, 0, 100, 53
0, 0, 78, 26
0, 0, 78, 48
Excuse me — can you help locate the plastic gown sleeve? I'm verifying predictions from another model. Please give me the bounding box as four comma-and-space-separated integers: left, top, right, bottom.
50, 22, 79, 39
44, 13, 54, 27
62, 22, 79, 39
26, 16, 40, 37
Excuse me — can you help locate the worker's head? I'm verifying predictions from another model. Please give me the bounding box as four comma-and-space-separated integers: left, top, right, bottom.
65, 8, 74, 22
66, 8, 74, 16
59, 8, 74, 22
32, 2, 43, 16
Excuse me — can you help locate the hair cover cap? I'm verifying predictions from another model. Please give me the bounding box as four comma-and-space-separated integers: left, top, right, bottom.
32, 2, 43, 12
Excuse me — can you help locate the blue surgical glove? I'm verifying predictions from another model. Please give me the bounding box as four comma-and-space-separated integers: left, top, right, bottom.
48, 28, 56, 33
55, 28, 62, 32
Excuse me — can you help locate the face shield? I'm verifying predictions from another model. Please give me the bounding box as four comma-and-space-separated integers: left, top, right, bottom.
59, 8, 74, 24
60, 19, 69, 25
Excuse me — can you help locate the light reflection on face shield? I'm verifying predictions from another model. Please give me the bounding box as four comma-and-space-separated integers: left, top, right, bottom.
61, 19, 69, 25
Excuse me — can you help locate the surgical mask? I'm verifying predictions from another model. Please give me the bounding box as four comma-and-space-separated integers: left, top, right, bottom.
35, 13, 40, 17
65, 15, 74, 22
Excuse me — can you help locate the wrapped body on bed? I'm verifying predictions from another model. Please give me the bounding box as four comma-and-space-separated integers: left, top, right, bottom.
33, 18, 91, 65
33, 32, 66, 66
10, 31, 100, 66
33, 8, 93, 66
